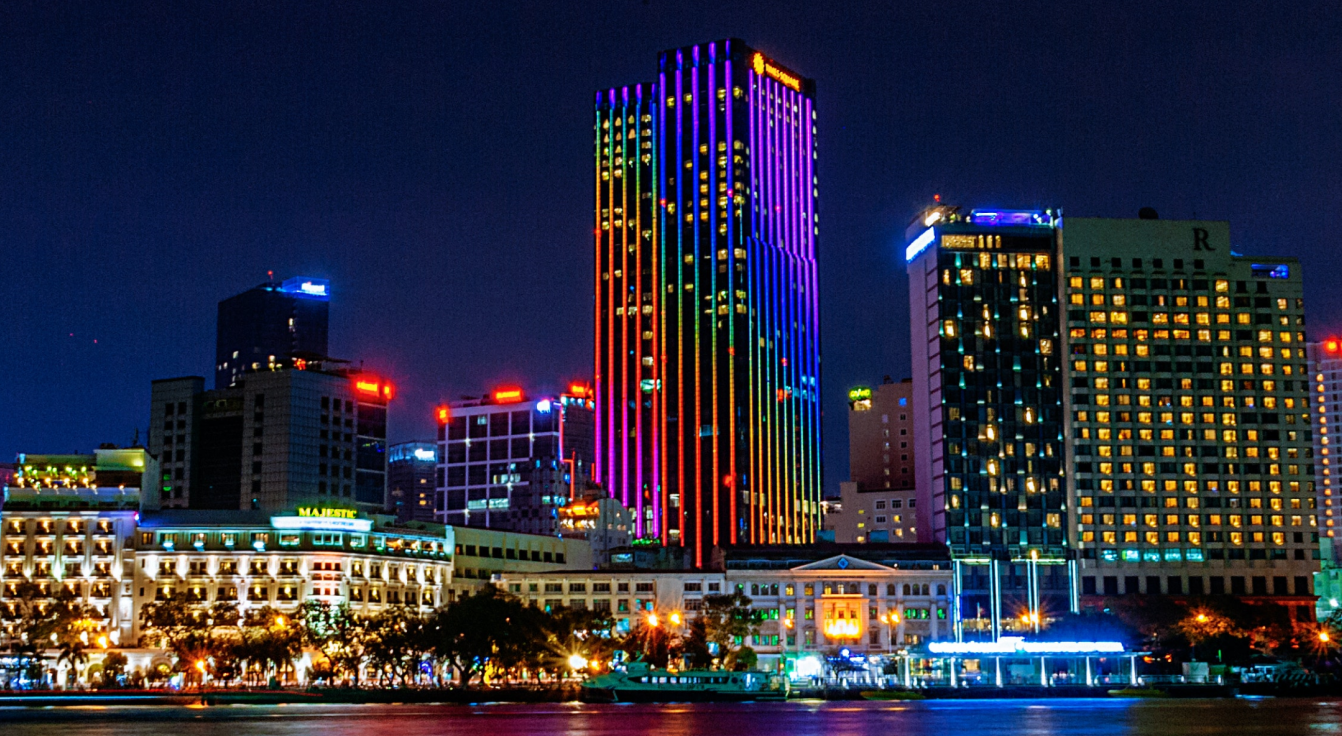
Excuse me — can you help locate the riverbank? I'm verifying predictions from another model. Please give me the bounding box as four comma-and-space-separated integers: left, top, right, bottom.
3, 681, 1331, 705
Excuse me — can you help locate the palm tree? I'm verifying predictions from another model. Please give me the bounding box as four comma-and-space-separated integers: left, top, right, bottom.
56, 641, 88, 687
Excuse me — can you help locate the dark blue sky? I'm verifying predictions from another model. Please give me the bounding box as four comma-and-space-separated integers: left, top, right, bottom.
2, 1, 1338, 494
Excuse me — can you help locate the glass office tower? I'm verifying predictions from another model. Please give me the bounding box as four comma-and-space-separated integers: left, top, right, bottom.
905, 207, 1070, 640
596, 40, 822, 566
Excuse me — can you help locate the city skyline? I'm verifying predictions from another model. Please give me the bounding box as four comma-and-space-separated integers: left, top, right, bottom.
2, 2, 1339, 501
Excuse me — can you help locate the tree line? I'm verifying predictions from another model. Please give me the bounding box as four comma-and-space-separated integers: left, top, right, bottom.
5, 583, 765, 689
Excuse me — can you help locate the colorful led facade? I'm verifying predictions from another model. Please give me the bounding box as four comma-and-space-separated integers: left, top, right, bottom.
906, 207, 1070, 639
596, 40, 822, 566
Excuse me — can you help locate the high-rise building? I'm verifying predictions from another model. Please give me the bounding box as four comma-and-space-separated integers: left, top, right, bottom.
436, 387, 595, 536
388, 441, 438, 523
847, 378, 916, 493
1309, 338, 1342, 562
1062, 216, 1318, 622
215, 276, 330, 389
822, 378, 920, 545
595, 39, 822, 567
905, 206, 1070, 639
149, 366, 391, 511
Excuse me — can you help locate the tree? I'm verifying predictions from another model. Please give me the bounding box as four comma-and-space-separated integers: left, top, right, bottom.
5, 581, 74, 683
300, 600, 370, 685
428, 586, 534, 688
365, 606, 431, 687
236, 607, 303, 685
100, 651, 128, 686
698, 593, 763, 670
139, 598, 241, 682
621, 615, 678, 669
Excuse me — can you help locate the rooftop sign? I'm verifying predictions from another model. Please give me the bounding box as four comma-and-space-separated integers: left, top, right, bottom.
279, 277, 331, 299
750, 52, 801, 92
271, 506, 372, 533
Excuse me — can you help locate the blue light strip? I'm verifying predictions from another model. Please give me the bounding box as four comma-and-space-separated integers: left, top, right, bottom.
905, 226, 936, 262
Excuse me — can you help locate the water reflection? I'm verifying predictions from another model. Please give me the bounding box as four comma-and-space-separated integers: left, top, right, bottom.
0, 699, 1340, 736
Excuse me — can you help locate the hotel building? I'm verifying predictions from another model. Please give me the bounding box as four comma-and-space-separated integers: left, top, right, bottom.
905, 207, 1071, 639
1062, 216, 1318, 621
595, 39, 822, 566
1309, 339, 1342, 563
2, 478, 588, 651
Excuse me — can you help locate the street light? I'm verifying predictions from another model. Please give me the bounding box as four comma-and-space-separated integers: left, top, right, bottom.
568, 654, 588, 671
646, 613, 659, 628
669, 612, 683, 626
1321, 631, 1331, 644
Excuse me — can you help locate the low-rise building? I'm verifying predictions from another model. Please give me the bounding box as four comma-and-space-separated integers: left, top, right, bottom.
501, 545, 954, 671
825, 481, 919, 544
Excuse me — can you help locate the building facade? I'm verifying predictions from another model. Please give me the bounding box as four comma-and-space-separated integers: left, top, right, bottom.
2, 488, 590, 653
388, 441, 438, 523
215, 276, 330, 389
825, 481, 918, 544
847, 378, 916, 493
502, 550, 953, 671
595, 39, 823, 567
436, 388, 595, 535
1309, 339, 1342, 563
1063, 217, 1318, 621
905, 207, 1070, 638
149, 368, 392, 512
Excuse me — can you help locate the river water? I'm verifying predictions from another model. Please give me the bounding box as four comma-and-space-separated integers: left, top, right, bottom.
1, 699, 1339, 735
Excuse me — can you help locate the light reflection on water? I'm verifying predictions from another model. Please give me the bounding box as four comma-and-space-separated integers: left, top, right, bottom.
0, 699, 1340, 736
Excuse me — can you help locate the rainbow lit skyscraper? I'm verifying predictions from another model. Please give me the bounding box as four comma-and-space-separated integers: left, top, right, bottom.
595, 39, 822, 566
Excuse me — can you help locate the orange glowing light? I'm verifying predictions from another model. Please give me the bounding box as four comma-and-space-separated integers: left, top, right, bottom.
436, 406, 451, 424
355, 380, 380, 395
569, 383, 588, 398
750, 51, 801, 91
494, 388, 524, 403
380, 382, 395, 401
1327, 340, 1340, 354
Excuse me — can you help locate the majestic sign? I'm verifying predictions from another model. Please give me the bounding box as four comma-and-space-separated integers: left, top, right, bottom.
297, 506, 357, 519
272, 506, 372, 533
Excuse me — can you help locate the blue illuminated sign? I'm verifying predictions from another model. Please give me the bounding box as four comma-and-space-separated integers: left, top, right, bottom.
279, 277, 331, 299
536, 399, 553, 414
904, 227, 936, 262
1251, 264, 1289, 279
968, 210, 1053, 227
929, 636, 1124, 656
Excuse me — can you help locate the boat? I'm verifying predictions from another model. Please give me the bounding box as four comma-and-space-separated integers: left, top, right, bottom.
581, 662, 789, 702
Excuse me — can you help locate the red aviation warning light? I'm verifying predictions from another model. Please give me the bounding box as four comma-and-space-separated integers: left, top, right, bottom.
435, 406, 451, 424
1326, 339, 1340, 354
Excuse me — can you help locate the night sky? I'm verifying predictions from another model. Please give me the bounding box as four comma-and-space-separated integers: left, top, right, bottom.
2, 2, 1338, 495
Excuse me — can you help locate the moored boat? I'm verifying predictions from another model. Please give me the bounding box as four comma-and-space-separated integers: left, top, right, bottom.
581, 662, 789, 702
